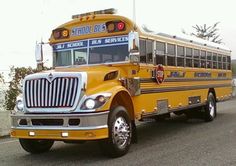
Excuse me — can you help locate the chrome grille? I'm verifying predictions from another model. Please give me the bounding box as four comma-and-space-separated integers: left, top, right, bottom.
24, 77, 79, 108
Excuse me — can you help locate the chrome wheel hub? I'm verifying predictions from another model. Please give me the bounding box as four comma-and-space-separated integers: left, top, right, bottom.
209, 100, 215, 117
113, 117, 130, 149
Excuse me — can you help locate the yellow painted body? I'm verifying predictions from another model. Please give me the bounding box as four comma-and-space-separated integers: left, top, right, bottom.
11, 14, 232, 140
11, 128, 108, 140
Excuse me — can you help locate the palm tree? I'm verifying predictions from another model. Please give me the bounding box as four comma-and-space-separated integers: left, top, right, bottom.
183, 22, 223, 44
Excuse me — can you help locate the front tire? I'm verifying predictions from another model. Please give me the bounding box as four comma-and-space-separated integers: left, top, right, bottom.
19, 139, 54, 154
100, 106, 132, 158
204, 92, 216, 122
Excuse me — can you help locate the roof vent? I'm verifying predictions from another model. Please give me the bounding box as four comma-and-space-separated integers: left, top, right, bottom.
72, 8, 117, 19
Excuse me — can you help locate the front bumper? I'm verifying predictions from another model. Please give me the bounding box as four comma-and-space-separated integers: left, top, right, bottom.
11, 111, 109, 140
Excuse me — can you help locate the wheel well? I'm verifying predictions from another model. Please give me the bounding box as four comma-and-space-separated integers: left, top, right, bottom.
208, 88, 216, 101
110, 91, 134, 120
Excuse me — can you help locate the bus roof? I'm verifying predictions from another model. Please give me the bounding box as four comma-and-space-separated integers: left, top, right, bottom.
50, 9, 231, 54
139, 26, 231, 53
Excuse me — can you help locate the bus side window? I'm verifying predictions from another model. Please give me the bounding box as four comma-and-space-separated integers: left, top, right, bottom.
222, 55, 227, 70
207, 52, 212, 68
213, 53, 217, 69
167, 43, 176, 66
200, 50, 206, 68
218, 54, 222, 69
177, 46, 184, 67
193, 49, 200, 68
139, 39, 146, 63
227, 56, 231, 70
186, 47, 193, 67
156, 41, 166, 65
146, 40, 153, 64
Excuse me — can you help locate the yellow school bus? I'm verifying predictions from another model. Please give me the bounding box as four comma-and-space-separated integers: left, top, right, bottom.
11, 8, 232, 157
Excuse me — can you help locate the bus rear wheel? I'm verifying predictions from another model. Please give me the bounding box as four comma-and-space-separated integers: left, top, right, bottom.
204, 92, 216, 122
19, 139, 54, 154
99, 106, 132, 158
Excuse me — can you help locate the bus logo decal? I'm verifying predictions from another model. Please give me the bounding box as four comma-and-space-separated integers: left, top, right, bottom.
48, 73, 54, 82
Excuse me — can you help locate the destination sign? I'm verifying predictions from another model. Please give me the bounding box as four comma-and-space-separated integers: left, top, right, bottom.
53, 35, 128, 51
89, 36, 128, 47
53, 40, 88, 51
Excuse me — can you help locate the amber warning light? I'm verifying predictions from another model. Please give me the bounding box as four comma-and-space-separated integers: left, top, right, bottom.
53, 28, 69, 40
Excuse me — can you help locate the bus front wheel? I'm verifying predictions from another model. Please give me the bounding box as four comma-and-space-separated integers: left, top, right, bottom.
100, 106, 132, 158
19, 139, 54, 154
204, 92, 217, 122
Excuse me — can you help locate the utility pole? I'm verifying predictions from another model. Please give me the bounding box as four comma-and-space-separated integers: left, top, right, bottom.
133, 0, 136, 30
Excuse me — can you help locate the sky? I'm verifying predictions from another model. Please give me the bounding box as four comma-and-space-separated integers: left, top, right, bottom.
0, 0, 236, 76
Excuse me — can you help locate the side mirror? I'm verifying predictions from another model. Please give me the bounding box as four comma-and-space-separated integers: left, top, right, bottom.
128, 31, 139, 53
128, 31, 140, 63
35, 43, 44, 70
35, 43, 43, 64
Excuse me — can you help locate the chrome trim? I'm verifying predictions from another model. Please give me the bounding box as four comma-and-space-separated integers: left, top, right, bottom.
45, 80, 49, 106
55, 78, 61, 106
23, 72, 87, 113
12, 125, 108, 131
38, 79, 41, 106
11, 111, 109, 130
26, 81, 30, 107
41, 79, 45, 106
48, 79, 52, 107
30, 81, 33, 107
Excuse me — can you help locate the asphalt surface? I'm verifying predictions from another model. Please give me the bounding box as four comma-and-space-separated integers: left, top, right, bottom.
1, 98, 236, 166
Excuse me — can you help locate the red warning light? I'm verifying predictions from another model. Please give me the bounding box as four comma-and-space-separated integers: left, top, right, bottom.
117, 22, 125, 31
106, 20, 126, 33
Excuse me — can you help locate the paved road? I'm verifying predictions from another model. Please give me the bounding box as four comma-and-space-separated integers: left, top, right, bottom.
1, 98, 236, 166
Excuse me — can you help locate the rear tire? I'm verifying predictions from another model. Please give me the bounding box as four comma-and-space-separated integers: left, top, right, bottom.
19, 139, 54, 154
99, 106, 132, 158
204, 92, 217, 122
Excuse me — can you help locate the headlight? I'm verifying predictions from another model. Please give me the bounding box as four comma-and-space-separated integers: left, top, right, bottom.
16, 100, 24, 111
85, 99, 96, 109
81, 93, 112, 110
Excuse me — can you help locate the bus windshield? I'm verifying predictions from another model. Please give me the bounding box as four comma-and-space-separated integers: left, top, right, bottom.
53, 35, 129, 67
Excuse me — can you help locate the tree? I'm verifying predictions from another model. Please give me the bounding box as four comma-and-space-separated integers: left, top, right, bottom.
4, 66, 51, 110
4, 67, 37, 110
0, 72, 4, 83
182, 22, 223, 44
0, 72, 5, 111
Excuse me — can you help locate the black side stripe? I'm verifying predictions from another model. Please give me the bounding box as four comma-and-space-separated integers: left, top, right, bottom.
141, 83, 231, 94
140, 78, 232, 83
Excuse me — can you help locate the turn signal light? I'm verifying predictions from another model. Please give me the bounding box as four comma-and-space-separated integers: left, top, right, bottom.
53, 28, 69, 40
106, 21, 126, 33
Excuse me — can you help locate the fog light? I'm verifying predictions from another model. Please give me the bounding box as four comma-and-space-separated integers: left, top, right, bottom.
62, 132, 69, 137
29, 131, 35, 136
16, 97, 24, 112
